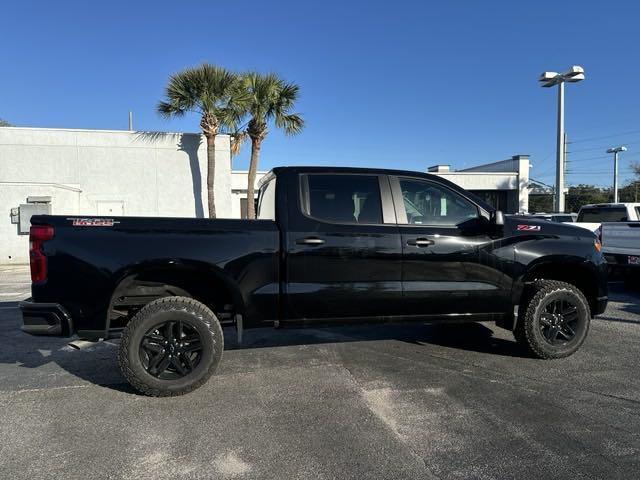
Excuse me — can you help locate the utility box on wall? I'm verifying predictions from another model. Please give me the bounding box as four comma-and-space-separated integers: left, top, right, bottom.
15, 197, 52, 234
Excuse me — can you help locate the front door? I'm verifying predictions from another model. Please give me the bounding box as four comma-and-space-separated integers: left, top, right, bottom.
391, 176, 510, 316
284, 173, 402, 321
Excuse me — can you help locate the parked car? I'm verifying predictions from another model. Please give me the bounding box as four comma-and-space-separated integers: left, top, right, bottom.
574, 203, 640, 232
601, 222, 640, 280
20, 166, 608, 396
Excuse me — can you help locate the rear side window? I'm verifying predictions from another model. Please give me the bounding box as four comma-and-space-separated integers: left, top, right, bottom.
578, 207, 627, 222
302, 174, 382, 224
257, 178, 276, 220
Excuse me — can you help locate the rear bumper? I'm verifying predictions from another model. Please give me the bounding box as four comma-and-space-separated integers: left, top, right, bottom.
604, 252, 640, 269
20, 300, 74, 337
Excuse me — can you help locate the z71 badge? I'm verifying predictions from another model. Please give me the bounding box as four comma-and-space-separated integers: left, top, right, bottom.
68, 218, 119, 227
517, 224, 541, 231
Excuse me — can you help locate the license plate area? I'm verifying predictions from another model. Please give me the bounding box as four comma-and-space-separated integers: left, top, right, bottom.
629, 256, 640, 265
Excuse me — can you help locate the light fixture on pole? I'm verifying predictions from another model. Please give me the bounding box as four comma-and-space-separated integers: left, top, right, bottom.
539, 65, 585, 213
606, 146, 627, 203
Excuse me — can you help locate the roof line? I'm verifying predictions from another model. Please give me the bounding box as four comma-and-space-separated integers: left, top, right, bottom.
0, 126, 229, 137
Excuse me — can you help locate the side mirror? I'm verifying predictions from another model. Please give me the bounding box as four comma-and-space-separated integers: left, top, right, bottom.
491, 210, 504, 226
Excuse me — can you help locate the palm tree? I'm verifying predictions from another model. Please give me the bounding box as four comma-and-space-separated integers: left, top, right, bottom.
242, 73, 304, 218
158, 64, 247, 218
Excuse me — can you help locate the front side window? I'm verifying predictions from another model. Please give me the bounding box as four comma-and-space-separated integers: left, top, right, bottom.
303, 174, 382, 224
398, 178, 478, 226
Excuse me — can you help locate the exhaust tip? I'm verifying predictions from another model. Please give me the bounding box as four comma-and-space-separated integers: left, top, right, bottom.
68, 339, 95, 350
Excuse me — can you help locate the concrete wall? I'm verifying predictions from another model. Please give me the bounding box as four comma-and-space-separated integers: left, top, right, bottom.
230, 170, 267, 218
0, 127, 232, 264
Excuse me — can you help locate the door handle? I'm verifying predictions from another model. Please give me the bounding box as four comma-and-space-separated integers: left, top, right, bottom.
407, 237, 434, 247
296, 236, 325, 246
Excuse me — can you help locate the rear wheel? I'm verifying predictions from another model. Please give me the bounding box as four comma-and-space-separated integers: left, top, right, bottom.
118, 296, 223, 396
514, 280, 590, 359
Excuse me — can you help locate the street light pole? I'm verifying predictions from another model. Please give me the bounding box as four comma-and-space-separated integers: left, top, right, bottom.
539, 66, 585, 213
607, 146, 627, 203
556, 81, 565, 213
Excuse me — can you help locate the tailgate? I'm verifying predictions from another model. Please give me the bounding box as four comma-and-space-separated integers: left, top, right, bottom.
601, 222, 640, 255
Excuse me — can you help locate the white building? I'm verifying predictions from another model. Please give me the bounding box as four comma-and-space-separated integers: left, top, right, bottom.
429, 155, 530, 214
1, 127, 529, 264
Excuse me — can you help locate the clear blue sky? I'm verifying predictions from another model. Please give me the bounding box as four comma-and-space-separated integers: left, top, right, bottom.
2, 0, 640, 187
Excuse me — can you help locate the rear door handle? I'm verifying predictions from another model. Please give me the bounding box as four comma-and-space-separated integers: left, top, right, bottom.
296, 236, 325, 246
407, 237, 435, 247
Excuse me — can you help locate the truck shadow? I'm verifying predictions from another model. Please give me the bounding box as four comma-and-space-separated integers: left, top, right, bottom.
0, 301, 528, 395
224, 321, 528, 358
2, 283, 636, 395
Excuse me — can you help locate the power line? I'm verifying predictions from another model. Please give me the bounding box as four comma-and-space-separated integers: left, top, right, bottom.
570, 129, 640, 144
568, 139, 640, 154
567, 170, 635, 175
567, 157, 637, 171
567, 119, 640, 136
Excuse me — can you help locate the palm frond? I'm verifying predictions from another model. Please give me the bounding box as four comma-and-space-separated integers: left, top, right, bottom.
157, 63, 250, 130
275, 113, 304, 136
230, 130, 248, 156
241, 72, 304, 138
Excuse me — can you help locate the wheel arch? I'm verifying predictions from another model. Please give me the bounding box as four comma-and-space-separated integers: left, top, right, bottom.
105, 261, 245, 336
517, 258, 600, 315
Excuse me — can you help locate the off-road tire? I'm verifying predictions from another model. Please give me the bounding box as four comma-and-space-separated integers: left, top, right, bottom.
514, 280, 590, 359
118, 296, 223, 397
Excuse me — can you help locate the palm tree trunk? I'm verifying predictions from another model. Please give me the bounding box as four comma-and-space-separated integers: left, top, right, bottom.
206, 133, 216, 218
246, 137, 261, 219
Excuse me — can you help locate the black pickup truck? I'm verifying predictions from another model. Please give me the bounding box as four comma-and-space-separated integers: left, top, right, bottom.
21, 166, 608, 396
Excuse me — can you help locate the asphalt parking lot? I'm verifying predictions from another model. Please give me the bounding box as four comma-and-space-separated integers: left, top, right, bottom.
1, 266, 639, 480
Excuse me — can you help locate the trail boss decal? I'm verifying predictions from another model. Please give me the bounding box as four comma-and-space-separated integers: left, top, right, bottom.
517, 224, 541, 231
68, 218, 119, 227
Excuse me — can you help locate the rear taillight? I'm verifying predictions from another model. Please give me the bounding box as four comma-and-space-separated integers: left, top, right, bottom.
594, 227, 602, 253
29, 225, 54, 283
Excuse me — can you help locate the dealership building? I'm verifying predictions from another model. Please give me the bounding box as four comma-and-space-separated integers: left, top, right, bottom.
0, 127, 530, 264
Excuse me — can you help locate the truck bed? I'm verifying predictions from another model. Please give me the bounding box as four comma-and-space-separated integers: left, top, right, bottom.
29, 215, 280, 339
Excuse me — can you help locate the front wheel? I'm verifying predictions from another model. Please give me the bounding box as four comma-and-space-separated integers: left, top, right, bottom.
514, 280, 590, 359
118, 296, 224, 396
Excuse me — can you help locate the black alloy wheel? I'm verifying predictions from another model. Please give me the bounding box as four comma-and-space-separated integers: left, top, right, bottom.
139, 321, 203, 379
538, 298, 579, 345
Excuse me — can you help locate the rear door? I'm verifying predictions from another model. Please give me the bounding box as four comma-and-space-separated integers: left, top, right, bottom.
391, 175, 511, 316
284, 172, 402, 321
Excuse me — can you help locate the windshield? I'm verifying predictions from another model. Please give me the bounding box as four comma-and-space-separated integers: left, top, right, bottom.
578, 207, 627, 223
